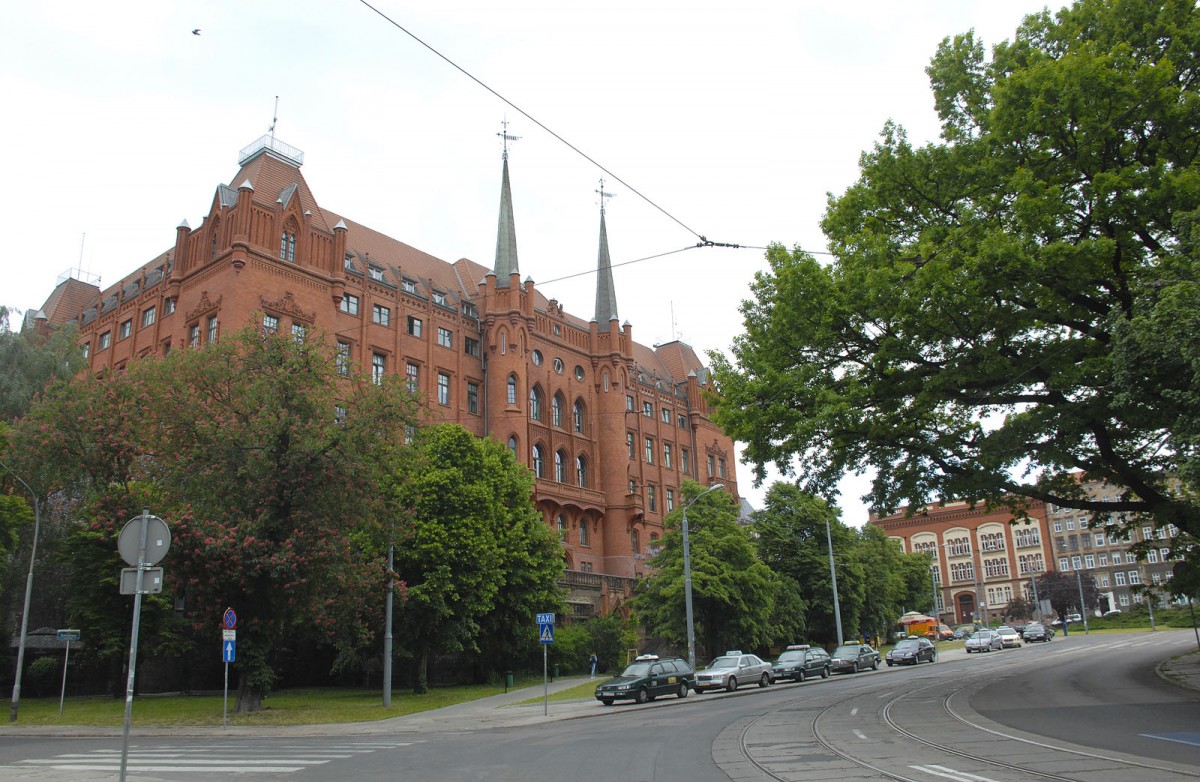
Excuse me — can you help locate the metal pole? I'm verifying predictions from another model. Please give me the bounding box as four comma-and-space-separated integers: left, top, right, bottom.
4, 467, 41, 723
543, 645, 548, 717
930, 566, 939, 626
683, 483, 723, 669
825, 515, 844, 644
383, 544, 394, 707
1030, 571, 1041, 622
1189, 597, 1200, 651
119, 509, 151, 782
1076, 569, 1089, 635
58, 639, 70, 717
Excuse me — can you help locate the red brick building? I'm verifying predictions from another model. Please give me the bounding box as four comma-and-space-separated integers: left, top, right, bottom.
870, 502, 1053, 626
31, 134, 739, 618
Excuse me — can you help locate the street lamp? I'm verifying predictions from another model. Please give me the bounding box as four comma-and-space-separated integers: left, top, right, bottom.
682, 483, 723, 669
1, 463, 42, 722
824, 514, 844, 644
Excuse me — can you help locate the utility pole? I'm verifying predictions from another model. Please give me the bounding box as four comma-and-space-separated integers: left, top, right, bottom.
2, 464, 42, 723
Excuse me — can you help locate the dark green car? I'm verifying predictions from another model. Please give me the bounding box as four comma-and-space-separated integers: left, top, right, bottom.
771, 644, 832, 682
595, 655, 695, 706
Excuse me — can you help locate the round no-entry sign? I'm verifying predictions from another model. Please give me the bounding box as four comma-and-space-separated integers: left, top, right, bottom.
223, 608, 237, 630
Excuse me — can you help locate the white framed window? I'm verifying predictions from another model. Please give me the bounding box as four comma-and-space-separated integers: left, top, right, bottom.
433, 291, 447, 306
406, 362, 419, 393
1128, 571, 1141, 585
372, 352, 386, 385
142, 306, 156, 327
119, 320, 132, 339
207, 315, 219, 343
402, 278, 417, 294
437, 372, 450, 406
1114, 572, 1127, 586
368, 266, 385, 282
262, 314, 278, 334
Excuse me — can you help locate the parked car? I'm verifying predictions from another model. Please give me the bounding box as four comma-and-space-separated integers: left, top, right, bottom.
965, 629, 1004, 653
594, 654, 695, 705
694, 651, 773, 692
995, 626, 1023, 648
1051, 613, 1082, 626
886, 637, 936, 666
830, 643, 881, 674
1022, 623, 1053, 642
771, 644, 831, 683
952, 625, 975, 640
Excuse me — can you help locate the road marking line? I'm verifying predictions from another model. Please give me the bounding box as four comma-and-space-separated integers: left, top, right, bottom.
1141, 732, 1200, 747
850, 707, 858, 716
910, 764, 1000, 781
852, 729, 868, 740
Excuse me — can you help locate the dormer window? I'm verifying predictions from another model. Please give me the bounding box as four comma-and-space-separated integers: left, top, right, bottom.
344, 254, 355, 270
462, 301, 478, 319
433, 290, 447, 306
402, 278, 417, 294
368, 266, 385, 282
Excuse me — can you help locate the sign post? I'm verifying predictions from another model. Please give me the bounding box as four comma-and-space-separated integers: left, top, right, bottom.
536, 612, 554, 716
116, 510, 170, 782
55, 629, 80, 716
222, 608, 237, 728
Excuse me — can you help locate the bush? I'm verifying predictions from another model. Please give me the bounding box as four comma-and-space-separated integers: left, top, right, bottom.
24, 656, 61, 698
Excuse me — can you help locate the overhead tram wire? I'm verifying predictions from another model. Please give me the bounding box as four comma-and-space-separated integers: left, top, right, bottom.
355, 0, 755, 253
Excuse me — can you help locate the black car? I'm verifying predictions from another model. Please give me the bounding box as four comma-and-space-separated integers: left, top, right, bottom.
1022, 622, 1053, 642
595, 655, 695, 705
829, 643, 881, 674
771, 644, 831, 682
886, 636, 936, 666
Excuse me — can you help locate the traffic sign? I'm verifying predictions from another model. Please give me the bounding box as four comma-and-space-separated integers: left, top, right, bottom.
536, 613, 555, 624
119, 567, 164, 595
222, 629, 236, 642
223, 640, 236, 663
56, 629, 81, 642
539, 624, 554, 644
222, 607, 238, 629
117, 514, 171, 566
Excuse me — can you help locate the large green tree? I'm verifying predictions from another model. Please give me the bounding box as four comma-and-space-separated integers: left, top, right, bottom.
0, 306, 87, 423
632, 482, 801, 659
710, 0, 1200, 540
392, 423, 564, 693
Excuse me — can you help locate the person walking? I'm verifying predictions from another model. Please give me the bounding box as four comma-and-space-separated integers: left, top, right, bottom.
589, 652, 598, 678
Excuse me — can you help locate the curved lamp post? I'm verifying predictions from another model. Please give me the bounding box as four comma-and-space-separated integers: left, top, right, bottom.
682, 483, 723, 669
2, 463, 41, 722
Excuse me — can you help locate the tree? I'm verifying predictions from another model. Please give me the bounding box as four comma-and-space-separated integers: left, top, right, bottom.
709, 0, 1200, 541
0, 306, 87, 423
1035, 570, 1101, 623
632, 482, 798, 658
1002, 596, 1035, 622
392, 424, 564, 693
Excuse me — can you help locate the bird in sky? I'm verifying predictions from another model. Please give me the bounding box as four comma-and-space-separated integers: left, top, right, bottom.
192, 29, 201, 36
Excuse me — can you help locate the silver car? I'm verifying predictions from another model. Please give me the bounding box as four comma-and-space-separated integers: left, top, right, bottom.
965, 629, 1003, 653
694, 651, 773, 692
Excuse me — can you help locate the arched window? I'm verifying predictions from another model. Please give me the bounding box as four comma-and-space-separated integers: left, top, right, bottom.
279, 229, 296, 262
573, 399, 585, 433
507, 374, 518, 405
552, 393, 564, 427
557, 514, 567, 532
507, 435, 518, 457
532, 444, 545, 478
555, 450, 567, 482
576, 454, 588, 488
530, 385, 543, 421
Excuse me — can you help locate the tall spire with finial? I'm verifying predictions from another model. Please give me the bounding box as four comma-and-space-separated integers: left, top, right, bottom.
594, 179, 618, 331
494, 120, 522, 287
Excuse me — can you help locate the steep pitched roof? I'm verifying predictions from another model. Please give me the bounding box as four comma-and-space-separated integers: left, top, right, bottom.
593, 208, 618, 330
36, 276, 102, 327
493, 156, 519, 286
228, 151, 331, 234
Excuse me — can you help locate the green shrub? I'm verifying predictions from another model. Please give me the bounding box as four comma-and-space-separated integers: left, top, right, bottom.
24, 656, 61, 698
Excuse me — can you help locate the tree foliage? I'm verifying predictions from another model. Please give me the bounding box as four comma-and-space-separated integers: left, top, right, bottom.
0, 306, 88, 423
1035, 569, 1102, 621
710, 0, 1200, 542
392, 424, 564, 693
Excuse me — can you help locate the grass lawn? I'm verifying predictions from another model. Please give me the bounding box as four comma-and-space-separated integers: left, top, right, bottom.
12, 677, 548, 728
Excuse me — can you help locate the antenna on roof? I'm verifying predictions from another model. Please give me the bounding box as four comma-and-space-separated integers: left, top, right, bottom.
269, 95, 279, 139
497, 118, 521, 161
596, 178, 616, 215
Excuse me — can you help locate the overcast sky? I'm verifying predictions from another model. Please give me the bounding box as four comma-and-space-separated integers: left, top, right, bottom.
2, 0, 1060, 523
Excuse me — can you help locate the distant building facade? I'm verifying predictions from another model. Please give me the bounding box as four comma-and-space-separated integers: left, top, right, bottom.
32, 134, 740, 618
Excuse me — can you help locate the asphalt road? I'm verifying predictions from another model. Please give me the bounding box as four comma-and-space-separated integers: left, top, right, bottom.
0, 630, 1195, 781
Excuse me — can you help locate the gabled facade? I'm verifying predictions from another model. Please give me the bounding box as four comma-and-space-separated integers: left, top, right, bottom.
35, 134, 740, 618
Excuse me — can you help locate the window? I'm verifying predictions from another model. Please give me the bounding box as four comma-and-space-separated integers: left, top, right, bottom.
555, 451, 566, 482
1114, 571, 1127, 586
1095, 533, 1105, 547
335, 405, 347, 425
437, 327, 453, 348
99, 331, 111, 350
647, 485, 657, 512
1129, 570, 1141, 585
678, 414, 686, 428
663, 443, 673, 469
576, 455, 587, 487
81, 342, 90, 360
575, 365, 584, 381
437, 372, 450, 406
464, 336, 480, 357
1058, 557, 1069, 571
368, 266, 385, 282
553, 358, 564, 374
1147, 549, 1159, 563
1099, 573, 1110, 587
532, 350, 543, 366
372, 353, 386, 385
119, 320, 132, 339
627, 432, 635, 459
407, 316, 422, 337
532, 445, 545, 478
579, 519, 589, 547
626, 395, 634, 412
1053, 521, 1062, 532
1142, 526, 1153, 542
1112, 552, 1123, 565
207, 315, 219, 343
557, 514, 567, 533
573, 400, 585, 433
336, 341, 351, 376
1066, 519, 1075, 531
467, 382, 480, 415
406, 362, 419, 393
552, 394, 564, 427
645, 437, 654, 464
666, 488, 675, 512
402, 278, 417, 294
507, 375, 518, 405
1071, 556, 1082, 570
530, 386, 543, 421
341, 294, 360, 315
462, 301, 478, 319
629, 479, 637, 495
662, 407, 671, 423
507, 435, 518, 456
643, 401, 653, 417
707, 455, 715, 477
1099, 553, 1109, 566
1084, 554, 1095, 568
262, 314, 279, 334
280, 231, 296, 262
718, 458, 727, 479
189, 324, 200, 348
433, 291, 447, 306
164, 297, 175, 316
373, 304, 391, 326
681, 448, 690, 475
292, 323, 306, 342
632, 530, 640, 555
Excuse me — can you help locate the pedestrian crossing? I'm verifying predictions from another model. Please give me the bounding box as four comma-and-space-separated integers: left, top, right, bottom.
15, 739, 416, 776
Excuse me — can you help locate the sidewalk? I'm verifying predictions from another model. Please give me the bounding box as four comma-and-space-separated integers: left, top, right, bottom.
1157, 646, 1200, 693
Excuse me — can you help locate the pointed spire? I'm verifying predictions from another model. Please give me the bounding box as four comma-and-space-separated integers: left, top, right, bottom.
493, 130, 520, 287
594, 179, 618, 331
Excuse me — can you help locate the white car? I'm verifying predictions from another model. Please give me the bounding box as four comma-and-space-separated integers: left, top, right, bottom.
965, 629, 1003, 653
694, 651, 773, 692
995, 626, 1022, 648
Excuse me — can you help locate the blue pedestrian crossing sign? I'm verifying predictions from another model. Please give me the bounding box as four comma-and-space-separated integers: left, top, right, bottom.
536, 612, 555, 644
223, 639, 236, 663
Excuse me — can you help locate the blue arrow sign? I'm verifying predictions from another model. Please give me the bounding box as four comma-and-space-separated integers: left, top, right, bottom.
223, 640, 236, 663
